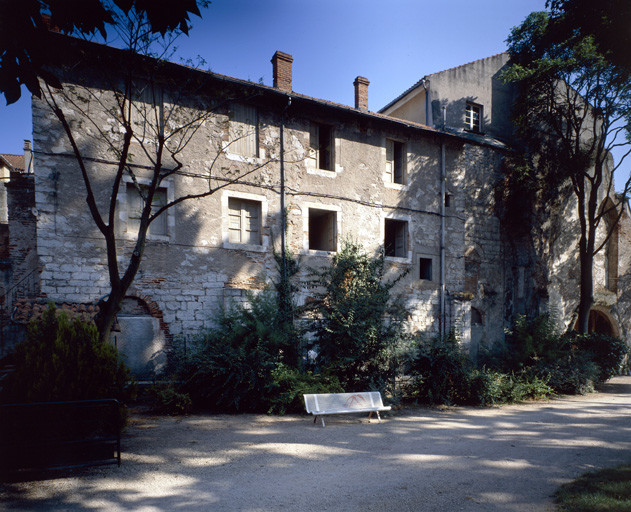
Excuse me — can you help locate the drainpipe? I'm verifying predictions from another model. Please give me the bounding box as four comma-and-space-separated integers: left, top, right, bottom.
440, 108, 446, 339
421, 78, 431, 127
280, 97, 292, 283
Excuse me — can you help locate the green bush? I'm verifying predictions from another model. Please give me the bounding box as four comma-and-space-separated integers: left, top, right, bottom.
150, 381, 192, 415
308, 240, 408, 393
1, 303, 132, 404
266, 363, 344, 415
408, 333, 475, 405
178, 291, 299, 413
530, 353, 600, 395
572, 332, 630, 382
470, 370, 554, 405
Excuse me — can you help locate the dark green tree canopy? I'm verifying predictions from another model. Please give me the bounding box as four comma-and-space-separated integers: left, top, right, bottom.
0, 0, 204, 104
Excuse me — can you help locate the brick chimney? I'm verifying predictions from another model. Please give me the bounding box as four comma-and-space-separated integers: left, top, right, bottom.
271, 51, 293, 92
354, 76, 370, 111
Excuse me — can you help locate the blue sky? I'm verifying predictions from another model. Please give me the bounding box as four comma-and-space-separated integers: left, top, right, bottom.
21, 0, 631, 189
0, 0, 548, 155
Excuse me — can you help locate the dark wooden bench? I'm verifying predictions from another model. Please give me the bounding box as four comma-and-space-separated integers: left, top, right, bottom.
0, 399, 121, 478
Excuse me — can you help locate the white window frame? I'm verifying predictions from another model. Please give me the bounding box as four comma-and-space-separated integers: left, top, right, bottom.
120, 176, 174, 242
465, 102, 482, 132
302, 201, 341, 254
221, 191, 268, 252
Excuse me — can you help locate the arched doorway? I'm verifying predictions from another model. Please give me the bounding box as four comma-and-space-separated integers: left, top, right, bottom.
575, 307, 620, 337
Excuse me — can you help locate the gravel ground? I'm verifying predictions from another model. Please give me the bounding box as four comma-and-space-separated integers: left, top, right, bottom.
2, 376, 631, 512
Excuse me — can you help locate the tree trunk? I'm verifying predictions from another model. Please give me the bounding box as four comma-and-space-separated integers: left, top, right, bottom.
577, 244, 593, 333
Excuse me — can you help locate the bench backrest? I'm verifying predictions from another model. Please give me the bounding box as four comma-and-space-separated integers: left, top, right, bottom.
304, 392, 385, 413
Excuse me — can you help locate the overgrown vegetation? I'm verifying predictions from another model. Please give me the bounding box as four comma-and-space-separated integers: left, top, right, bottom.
150, 241, 628, 415
0, 303, 133, 404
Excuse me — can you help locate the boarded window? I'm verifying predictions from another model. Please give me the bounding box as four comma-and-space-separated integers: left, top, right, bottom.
309, 208, 337, 251
384, 219, 408, 257
228, 197, 262, 245
130, 82, 163, 138
419, 257, 433, 281
385, 139, 405, 184
127, 184, 167, 236
230, 103, 258, 158
309, 123, 333, 171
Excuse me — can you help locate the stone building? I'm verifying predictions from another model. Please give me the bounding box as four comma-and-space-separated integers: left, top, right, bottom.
3, 35, 629, 373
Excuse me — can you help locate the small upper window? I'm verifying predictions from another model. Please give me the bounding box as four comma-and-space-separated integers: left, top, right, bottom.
127, 184, 167, 237
465, 103, 482, 132
419, 257, 433, 281
385, 139, 405, 184
309, 123, 334, 171
229, 103, 258, 158
228, 197, 262, 245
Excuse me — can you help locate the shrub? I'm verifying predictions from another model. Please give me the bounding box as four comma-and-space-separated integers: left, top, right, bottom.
470, 370, 554, 405
307, 240, 408, 393
572, 332, 630, 383
150, 382, 192, 415
408, 333, 475, 405
530, 353, 600, 395
178, 291, 299, 413
266, 363, 344, 415
1, 303, 132, 404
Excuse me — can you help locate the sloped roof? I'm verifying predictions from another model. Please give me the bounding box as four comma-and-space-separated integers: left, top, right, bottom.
12, 298, 99, 325
0, 154, 25, 172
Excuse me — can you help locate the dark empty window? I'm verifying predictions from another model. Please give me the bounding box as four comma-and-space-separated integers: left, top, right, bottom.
384, 219, 408, 257
309, 123, 333, 171
386, 139, 405, 184
309, 208, 337, 251
445, 193, 452, 208
419, 257, 433, 280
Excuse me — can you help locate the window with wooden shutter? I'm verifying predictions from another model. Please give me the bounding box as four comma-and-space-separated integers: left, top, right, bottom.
228, 197, 262, 245
230, 103, 258, 158
309, 123, 333, 171
465, 103, 482, 132
127, 184, 168, 237
385, 139, 405, 184
130, 82, 163, 138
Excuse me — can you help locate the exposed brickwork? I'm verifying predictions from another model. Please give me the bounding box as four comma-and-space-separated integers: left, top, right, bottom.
271, 51, 293, 92
354, 76, 370, 111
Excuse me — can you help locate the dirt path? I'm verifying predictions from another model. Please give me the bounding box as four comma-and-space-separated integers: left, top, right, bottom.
2, 376, 631, 512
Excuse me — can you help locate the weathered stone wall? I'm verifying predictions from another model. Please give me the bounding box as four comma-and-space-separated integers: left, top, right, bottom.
31, 69, 481, 341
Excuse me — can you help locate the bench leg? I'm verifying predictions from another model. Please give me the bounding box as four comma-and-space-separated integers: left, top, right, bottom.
368, 411, 374, 423
321, 416, 326, 427
376, 411, 381, 423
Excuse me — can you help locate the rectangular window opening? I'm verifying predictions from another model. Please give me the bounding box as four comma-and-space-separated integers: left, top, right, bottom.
309, 123, 334, 171
230, 103, 258, 158
309, 208, 337, 251
127, 184, 167, 237
419, 257, 433, 281
384, 219, 408, 258
465, 103, 481, 132
228, 197, 262, 245
386, 139, 405, 184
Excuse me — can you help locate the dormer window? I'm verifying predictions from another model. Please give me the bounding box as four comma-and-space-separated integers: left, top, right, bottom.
465, 102, 482, 132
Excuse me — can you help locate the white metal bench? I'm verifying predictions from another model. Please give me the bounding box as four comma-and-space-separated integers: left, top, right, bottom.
303, 392, 391, 427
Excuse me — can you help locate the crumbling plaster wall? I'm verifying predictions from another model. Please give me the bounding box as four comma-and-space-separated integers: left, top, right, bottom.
32, 74, 474, 339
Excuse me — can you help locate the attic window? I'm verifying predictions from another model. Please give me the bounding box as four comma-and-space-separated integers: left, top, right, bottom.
309, 123, 334, 171
465, 103, 482, 132
385, 139, 406, 184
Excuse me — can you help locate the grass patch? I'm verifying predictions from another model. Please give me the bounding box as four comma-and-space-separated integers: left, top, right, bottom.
556, 464, 631, 511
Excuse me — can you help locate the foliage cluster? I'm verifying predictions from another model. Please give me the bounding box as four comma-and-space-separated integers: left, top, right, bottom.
0, 303, 132, 404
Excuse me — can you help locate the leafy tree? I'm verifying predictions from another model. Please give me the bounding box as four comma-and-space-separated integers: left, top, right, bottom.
0, 0, 204, 104
307, 240, 408, 392
503, 9, 631, 332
